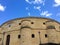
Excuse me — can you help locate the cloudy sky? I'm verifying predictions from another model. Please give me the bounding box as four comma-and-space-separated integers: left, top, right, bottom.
0, 0, 60, 25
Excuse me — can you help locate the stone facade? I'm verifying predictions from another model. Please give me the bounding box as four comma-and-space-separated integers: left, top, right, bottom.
0, 17, 60, 45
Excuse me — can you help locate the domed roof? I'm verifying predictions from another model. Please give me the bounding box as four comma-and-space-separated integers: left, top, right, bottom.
1, 17, 60, 27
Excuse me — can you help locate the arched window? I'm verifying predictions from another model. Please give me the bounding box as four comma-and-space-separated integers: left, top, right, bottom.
32, 34, 35, 38
18, 35, 21, 39
47, 25, 55, 29
6, 35, 10, 45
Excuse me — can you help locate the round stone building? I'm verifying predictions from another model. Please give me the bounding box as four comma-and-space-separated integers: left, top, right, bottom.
0, 17, 60, 45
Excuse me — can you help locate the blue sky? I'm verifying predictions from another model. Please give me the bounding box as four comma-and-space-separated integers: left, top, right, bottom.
0, 0, 60, 25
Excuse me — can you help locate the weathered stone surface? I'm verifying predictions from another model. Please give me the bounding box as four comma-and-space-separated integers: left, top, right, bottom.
0, 17, 60, 45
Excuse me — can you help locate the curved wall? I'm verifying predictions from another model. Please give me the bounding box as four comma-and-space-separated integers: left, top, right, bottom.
0, 17, 60, 45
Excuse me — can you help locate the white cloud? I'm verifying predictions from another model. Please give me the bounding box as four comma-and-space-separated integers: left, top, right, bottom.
28, 12, 31, 16
34, 6, 41, 11
26, 7, 29, 10
25, 0, 45, 5
40, 11, 52, 17
53, 0, 60, 7
0, 4, 6, 11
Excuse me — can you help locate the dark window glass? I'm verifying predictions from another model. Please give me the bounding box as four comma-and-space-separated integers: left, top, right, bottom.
43, 23, 45, 25
6, 35, 10, 45
31, 22, 34, 24
47, 25, 55, 29
32, 34, 35, 38
19, 23, 21, 25
18, 35, 21, 39
45, 34, 48, 38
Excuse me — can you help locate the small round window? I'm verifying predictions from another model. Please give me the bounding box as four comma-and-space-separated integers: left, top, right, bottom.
19, 23, 21, 25
31, 22, 34, 24
43, 22, 45, 25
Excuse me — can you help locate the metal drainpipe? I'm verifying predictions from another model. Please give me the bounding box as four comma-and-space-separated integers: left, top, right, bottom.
38, 32, 41, 45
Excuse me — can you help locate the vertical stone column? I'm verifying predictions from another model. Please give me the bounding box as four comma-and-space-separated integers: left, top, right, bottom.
0, 28, 3, 45
20, 28, 32, 45
48, 29, 58, 43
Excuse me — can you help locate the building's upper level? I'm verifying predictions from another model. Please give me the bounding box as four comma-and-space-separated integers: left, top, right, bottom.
0, 17, 60, 33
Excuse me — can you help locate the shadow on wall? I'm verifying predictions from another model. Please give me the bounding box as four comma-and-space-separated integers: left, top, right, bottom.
40, 43, 60, 45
